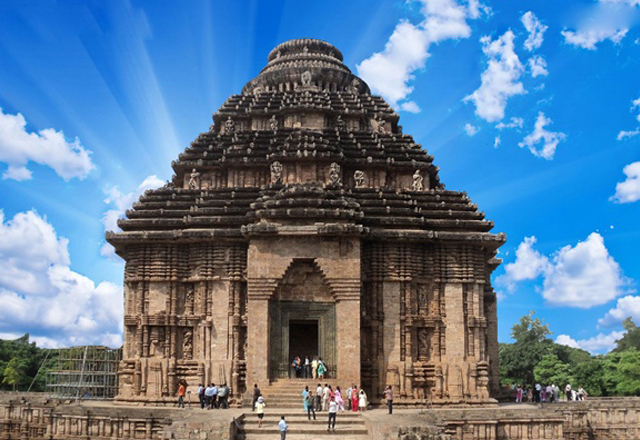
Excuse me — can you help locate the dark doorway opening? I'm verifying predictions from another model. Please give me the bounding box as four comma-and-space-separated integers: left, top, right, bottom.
289, 320, 318, 366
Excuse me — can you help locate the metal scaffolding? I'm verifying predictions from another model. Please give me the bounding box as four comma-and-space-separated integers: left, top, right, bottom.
46, 346, 121, 399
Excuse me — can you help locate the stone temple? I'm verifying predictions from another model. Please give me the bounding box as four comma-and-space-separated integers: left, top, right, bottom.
106, 38, 505, 406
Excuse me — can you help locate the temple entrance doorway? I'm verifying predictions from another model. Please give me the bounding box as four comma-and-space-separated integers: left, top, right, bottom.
289, 320, 318, 362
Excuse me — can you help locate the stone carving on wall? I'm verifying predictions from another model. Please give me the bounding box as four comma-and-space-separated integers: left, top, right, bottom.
418, 328, 430, 360
335, 115, 345, 131
354, 170, 365, 188
347, 78, 360, 94
188, 169, 201, 189
301, 70, 312, 86
182, 330, 193, 360
270, 161, 283, 185
329, 162, 341, 186
224, 117, 235, 135
269, 115, 279, 131
376, 114, 386, 133
412, 170, 424, 191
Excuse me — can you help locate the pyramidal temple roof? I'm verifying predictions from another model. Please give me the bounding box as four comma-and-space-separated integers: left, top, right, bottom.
106, 39, 505, 254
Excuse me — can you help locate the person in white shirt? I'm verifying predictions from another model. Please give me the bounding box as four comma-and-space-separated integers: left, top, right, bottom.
328, 397, 338, 431
279, 416, 288, 440
316, 383, 323, 411
322, 384, 330, 411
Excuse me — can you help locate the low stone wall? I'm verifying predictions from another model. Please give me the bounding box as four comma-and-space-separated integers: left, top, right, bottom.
364, 398, 640, 440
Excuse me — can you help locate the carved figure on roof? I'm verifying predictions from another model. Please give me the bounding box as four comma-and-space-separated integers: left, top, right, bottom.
224, 117, 235, 135
376, 114, 386, 133
269, 115, 279, 131
301, 70, 312, 87
347, 78, 360, 94
335, 115, 345, 131
188, 169, 201, 189
329, 162, 341, 186
270, 161, 283, 185
412, 170, 424, 191
354, 170, 365, 188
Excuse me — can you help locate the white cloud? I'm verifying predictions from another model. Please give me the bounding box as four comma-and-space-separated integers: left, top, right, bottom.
497, 233, 630, 308
493, 136, 501, 148
400, 101, 422, 113
562, 28, 628, 49
518, 112, 566, 159
599, 0, 640, 6
522, 12, 548, 51
611, 161, 640, 203
616, 96, 640, 140
0, 210, 122, 348
357, 0, 480, 110
0, 107, 94, 181
464, 123, 480, 136
496, 117, 524, 130
528, 56, 549, 77
556, 331, 625, 354
463, 31, 526, 122
599, 295, 640, 327
101, 175, 164, 259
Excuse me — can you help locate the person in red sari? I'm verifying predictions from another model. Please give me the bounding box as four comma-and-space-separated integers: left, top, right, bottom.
351, 385, 359, 412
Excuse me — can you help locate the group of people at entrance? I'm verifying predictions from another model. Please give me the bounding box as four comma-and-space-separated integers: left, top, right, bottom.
290, 356, 327, 378
196, 383, 230, 409
301, 383, 369, 421
514, 383, 588, 403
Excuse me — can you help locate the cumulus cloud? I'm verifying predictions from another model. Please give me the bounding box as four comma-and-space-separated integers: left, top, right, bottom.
357, 0, 484, 110
562, 28, 628, 49
464, 123, 480, 136
611, 161, 640, 203
518, 112, 566, 159
463, 31, 526, 122
556, 331, 625, 354
101, 175, 164, 259
616, 96, 640, 140
496, 117, 524, 130
497, 233, 630, 308
0, 107, 94, 181
493, 136, 501, 148
528, 56, 549, 77
0, 210, 122, 348
599, 295, 640, 327
522, 12, 548, 51
599, 0, 640, 7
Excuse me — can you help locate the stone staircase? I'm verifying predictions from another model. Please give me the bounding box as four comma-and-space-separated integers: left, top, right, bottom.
235, 379, 369, 440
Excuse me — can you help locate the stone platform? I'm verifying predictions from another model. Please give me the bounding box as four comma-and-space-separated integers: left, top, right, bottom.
2, 392, 640, 440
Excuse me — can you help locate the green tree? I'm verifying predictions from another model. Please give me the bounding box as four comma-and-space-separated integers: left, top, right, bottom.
613, 318, 640, 352
571, 356, 606, 397
500, 311, 553, 387
2, 357, 25, 391
534, 353, 573, 387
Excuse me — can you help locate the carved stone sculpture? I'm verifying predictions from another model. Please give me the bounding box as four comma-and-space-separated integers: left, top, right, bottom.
183, 330, 193, 360
188, 169, 200, 189
269, 115, 279, 131
301, 70, 312, 86
335, 115, 345, 131
329, 162, 341, 186
412, 170, 424, 191
224, 116, 235, 135
270, 161, 283, 185
354, 170, 365, 188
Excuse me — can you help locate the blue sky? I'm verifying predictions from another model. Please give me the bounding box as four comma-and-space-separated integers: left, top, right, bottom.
0, 0, 639, 352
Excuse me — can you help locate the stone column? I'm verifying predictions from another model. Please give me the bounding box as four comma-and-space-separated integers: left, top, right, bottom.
246, 278, 276, 389
333, 280, 361, 387
444, 282, 465, 400
382, 281, 402, 394
485, 291, 500, 396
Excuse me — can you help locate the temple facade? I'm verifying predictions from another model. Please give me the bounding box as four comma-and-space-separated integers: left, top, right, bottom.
107, 38, 505, 406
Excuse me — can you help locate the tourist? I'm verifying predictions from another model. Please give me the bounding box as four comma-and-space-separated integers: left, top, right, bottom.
541, 385, 546, 402
328, 396, 338, 431
351, 386, 359, 412
322, 383, 330, 411
303, 386, 316, 420
553, 384, 560, 403
252, 384, 261, 411
317, 359, 326, 379
358, 388, 368, 412
316, 383, 323, 411
279, 415, 288, 440
205, 384, 214, 409
335, 386, 344, 411
546, 385, 553, 403
304, 356, 311, 378
312, 357, 319, 379
197, 383, 205, 409
255, 396, 266, 428
534, 383, 541, 403
291, 356, 301, 378
578, 387, 587, 401
211, 383, 219, 408
218, 383, 229, 409
177, 381, 186, 408
515, 385, 522, 403
565, 384, 572, 401
345, 386, 352, 411
384, 385, 393, 414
